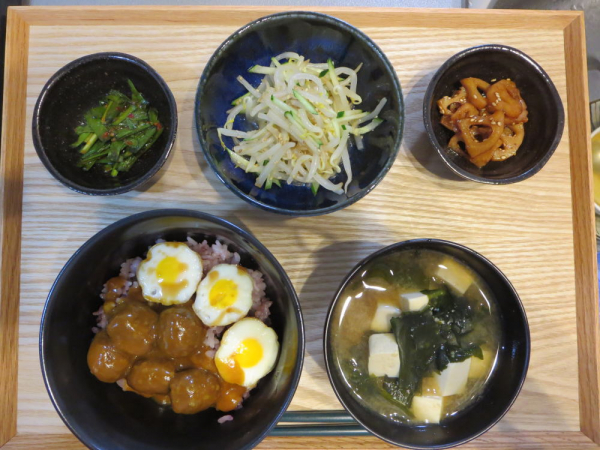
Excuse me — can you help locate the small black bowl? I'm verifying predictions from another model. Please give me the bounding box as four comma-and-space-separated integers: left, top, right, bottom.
324, 238, 530, 449
40, 209, 304, 450
196, 11, 404, 216
33, 52, 177, 195
423, 44, 564, 184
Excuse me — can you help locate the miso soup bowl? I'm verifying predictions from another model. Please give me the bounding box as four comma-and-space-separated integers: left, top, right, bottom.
40, 209, 304, 450
324, 238, 530, 449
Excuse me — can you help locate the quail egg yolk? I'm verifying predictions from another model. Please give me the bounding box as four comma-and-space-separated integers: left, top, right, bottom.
216, 338, 263, 386
209, 279, 238, 309
156, 256, 188, 296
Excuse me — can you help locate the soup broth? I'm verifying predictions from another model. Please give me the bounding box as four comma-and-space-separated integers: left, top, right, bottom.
331, 248, 500, 425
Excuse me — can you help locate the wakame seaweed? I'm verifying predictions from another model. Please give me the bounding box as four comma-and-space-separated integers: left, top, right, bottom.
386, 311, 443, 407
383, 287, 483, 408
367, 257, 430, 291
343, 344, 415, 418
70, 80, 163, 177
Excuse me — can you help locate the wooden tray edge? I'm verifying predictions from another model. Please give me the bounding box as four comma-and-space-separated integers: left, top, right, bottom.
2, 431, 599, 449
0, 7, 29, 448
8, 5, 579, 28
0, 6, 597, 449
563, 14, 600, 445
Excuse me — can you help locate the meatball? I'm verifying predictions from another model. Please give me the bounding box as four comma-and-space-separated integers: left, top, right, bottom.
107, 301, 158, 356
190, 348, 218, 373
103, 276, 127, 303
126, 285, 145, 303
157, 307, 206, 357
216, 381, 247, 412
87, 331, 133, 383
127, 358, 175, 395
170, 368, 221, 414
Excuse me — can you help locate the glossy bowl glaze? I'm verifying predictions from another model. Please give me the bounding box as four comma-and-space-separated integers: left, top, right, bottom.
423, 44, 564, 184
40, 209, 304, 450
324, 239, 530, 449
196, 11, 404, 215
33, 52, 177, 195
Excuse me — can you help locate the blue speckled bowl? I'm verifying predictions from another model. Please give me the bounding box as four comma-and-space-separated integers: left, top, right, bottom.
195, 11, 404, 216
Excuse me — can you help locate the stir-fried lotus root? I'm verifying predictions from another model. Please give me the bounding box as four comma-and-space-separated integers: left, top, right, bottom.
437, 77, 528, 168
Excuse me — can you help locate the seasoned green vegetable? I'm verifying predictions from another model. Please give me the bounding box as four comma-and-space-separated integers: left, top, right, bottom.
70, 80, 163, 177
383, 287, 482, 408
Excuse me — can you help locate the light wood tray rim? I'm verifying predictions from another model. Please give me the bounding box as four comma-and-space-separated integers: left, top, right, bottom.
0, 6, 597, 449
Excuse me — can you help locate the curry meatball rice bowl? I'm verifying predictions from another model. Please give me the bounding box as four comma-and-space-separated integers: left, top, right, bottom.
88, 237, 278, 420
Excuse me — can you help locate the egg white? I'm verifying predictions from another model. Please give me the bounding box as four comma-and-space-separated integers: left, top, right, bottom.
193, 264, 254, 326
137, 242, 203, 306
215, 317, 279, 388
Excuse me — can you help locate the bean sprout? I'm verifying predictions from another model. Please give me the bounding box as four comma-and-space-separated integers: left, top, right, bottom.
218, 53, 386, 194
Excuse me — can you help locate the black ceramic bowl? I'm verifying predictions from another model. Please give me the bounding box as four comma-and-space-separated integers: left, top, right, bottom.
196, 11, 404, 216
423, 44, 564, 184
40, 209, 304, 450
324, 239, 530, 449
33, 53, 177, 195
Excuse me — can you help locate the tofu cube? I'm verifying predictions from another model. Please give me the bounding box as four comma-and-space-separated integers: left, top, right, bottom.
434, 258, 473, 295
434, 358, 471, 396
469, 348, 493, 379
411, 396, 444, 423
368, 333, 400, 378
399, 292, 429, 312
370, 304, 401, 332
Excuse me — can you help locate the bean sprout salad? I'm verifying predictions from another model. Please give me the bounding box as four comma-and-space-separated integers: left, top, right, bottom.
218, 52, 387, 194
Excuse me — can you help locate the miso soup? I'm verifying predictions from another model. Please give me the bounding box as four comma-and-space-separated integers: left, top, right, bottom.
330, 248, 501, 424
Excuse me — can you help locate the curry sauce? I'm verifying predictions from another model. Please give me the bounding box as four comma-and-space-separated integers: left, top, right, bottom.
87, 277, 247, 414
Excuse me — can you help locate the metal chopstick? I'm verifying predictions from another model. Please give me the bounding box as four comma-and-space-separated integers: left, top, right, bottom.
270, 410, 368, 437
279, 410, 357, 423
270, 424, 369, 437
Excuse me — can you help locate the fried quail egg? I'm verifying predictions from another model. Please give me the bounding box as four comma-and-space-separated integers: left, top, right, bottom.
137, 242, 203, 306
215, 317, 279, 388
193, 264, 254, 326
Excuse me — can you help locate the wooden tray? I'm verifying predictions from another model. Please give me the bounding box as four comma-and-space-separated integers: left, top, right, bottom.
0, 6, 598, 449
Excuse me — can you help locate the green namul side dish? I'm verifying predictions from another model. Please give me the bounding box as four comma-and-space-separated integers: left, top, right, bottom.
70, 79, 163, 177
